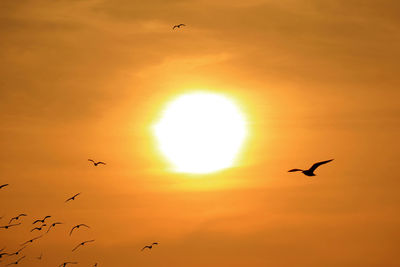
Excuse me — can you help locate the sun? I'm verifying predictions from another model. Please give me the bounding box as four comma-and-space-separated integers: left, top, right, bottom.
153, 92, 247, 174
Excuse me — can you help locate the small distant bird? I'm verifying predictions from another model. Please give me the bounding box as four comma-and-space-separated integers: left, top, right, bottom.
172, 23, 186, 29
0, 184, 9, 189
65, 193, 81, 202
88, 159, 106, 166
288, 159, 334, 176
20, 235, 43, 246
8, 246, 26, 256
33, 216, 51, 224
0, 223, 21, 229
72, 240, 95, 252
47, 222, 63, 233
59, 262, 78, 267
6, 256, 25, 266
70, 224, 90, 236
36, 253, 43, 260
9, 214, 27, 224
31, 224, 46, 232
141, 242, 159, 251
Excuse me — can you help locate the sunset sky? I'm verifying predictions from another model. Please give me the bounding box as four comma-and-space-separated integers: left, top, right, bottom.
1, 0, 399, 266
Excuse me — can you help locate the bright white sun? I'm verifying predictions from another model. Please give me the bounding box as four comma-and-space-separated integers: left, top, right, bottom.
153, 92, 247, 174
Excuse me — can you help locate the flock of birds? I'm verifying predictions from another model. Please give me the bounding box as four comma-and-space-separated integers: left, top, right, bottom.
0, 159, 160, 266
0, 21, 338, 266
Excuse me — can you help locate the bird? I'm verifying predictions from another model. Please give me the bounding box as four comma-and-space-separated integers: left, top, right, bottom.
9, 214, 27, 224
8, 246, 26, 256
6, 256, 25, 266
47, 222, 63, 233
65, 193, 81, 202
31, 224, 46, 232
172, 23, 186, 29
141, 242, 159, 251
36, 253, 43, 260
72, 240, 95, 252
88, 159, 106, 166
288, 159, 334, 176
70, 224, 90, 236
33, 216, 51, 224
0, 184, 9, 189
0, 223, 21, 229
20, 235, 43, 246
0, 252, 9, 259
59, 262, 78, 267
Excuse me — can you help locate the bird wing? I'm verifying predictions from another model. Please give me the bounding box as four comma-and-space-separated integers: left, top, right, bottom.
288, 169, 303, 172
33, 219, 41, 224
180, 24, 186, 26
88, 159, 95, 163
72, 243, 82, 252
152, 242, 159, 245
309, 159, 334, 172
84, 240, 95, 244
44, 216, 51, 219
97, 162, 106, 165
31, 227, 39, 232
19, 214, 27, 217
173, 25, 177, 29
80, 224, 90, 228
8, 218, 15, 224
0, 184, 9, 188
10, 223, 21, 227
69, 226, 77, 235
141, 246, 149, 251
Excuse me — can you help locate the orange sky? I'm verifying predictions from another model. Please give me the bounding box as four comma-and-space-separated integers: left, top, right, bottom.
1, 0, 399, 266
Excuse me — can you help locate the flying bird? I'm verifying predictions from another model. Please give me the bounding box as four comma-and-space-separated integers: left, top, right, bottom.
31, 224, 46, 232
33, 216, 51, 224
65, 193, 81, 202
172, 23, 186, 29
59, 262, 78, 267
0, 223, 21, 229
6, 256, 25, 266
20, 235, 43, 246
72, 240, 95, 252
141, 242, 159, 251
288, 159, 334, 176
0, 184, 9, 189
70, 224, 90, 236
88, 159, 106, 166
47, 222, 63, 233
8, 246, 26, 256
9, 214, 27, 224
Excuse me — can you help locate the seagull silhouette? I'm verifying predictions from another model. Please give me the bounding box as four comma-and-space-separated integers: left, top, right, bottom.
33, 216, 51, 224
59, 262, 78, 267
173, 23, 186, 29
88, 159, 106, 166
0, 184, 9, 189
72, 240, 95, 252
0, 223, 21, 229
65, 193, 81, 202
47, 222, 63, 233
288, 159, 334, 176
141, 242, 159, 251
70, 224, 90, 236
20, 235, 43, 246
8, 246, 26, 256
9, 214, 27, 224
6, 256, 25, 266
31, 224, 46, 232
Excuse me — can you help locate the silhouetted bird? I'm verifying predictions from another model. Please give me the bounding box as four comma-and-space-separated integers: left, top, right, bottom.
65, 193, 81, 202
288, 159, 334, 176
33, 216, 51, 224
31, 224, 46, 232
0, 223, 21, 229
6, 256, 25, 266
9, 214, 27, 224
8, 246, 26, 256
47, 222, 63, 233
88, 159, 106, 166
0, 184, 9, 189
59, 262, 78, 267
141, 242, 159, 251
173, 23, 186, 29
20, 235, 43, 246
70, 224, 90, 236
72, 240, 95, 252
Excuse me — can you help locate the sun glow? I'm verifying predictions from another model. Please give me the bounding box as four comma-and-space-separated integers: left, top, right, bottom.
153, 92, 247, 174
